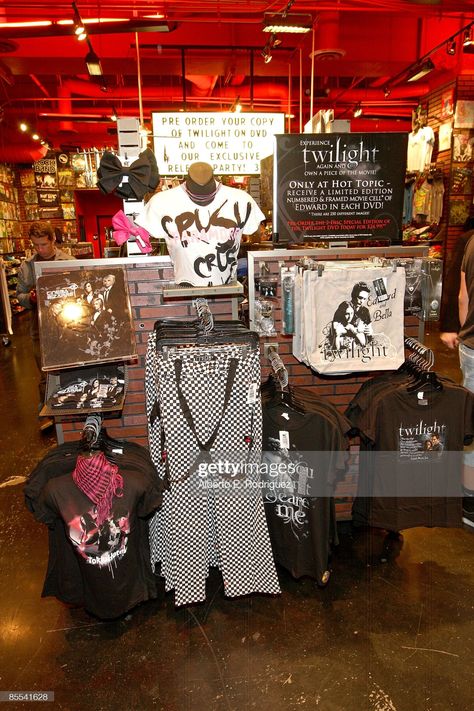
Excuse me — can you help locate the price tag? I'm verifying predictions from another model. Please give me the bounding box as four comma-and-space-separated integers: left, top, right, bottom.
279, 430, 290, 449
247, 382, 259, 404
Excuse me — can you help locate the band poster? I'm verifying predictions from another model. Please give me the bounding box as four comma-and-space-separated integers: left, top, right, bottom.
37, 266, 137, 371
273, 132, 408, 244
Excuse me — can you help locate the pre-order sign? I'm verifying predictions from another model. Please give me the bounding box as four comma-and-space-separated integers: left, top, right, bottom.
152, 111, 285, 176
274, 132, 408, 243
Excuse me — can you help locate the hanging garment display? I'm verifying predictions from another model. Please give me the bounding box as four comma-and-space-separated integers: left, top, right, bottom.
406, 125, 435, 172
97, 148, 160, 201
260, 379, 351, 586
145, 319, 280, 606
24, 434, 164, 619
347, 361, 474, 532
294, 264, 406, 374
136, 183, 265, 287
111, 210, 152, 254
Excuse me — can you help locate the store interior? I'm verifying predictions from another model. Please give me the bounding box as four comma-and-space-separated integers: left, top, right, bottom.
1, 1, 474, 710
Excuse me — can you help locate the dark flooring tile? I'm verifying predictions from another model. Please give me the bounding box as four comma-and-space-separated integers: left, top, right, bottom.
0, 315, 473, 710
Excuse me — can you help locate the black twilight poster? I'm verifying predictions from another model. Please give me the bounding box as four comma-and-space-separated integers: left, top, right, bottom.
37, 266, 137, 371
273, 133, 408, 244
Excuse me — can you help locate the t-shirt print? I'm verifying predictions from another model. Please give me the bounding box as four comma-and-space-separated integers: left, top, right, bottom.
398, 419, 446, 461
68, 507, 130, 572
137, 183, 265, 286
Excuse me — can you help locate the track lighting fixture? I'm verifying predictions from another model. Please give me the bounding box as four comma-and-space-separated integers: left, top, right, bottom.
383, 86, 391, 98
353, 103, 363, 118
72, 1, 87, 41
261, 47, 272, 63
18, 120, 50, 148
383, 21, 473, 90
85, 39, 103, 76
263, 13, 312, 34
406, 58, 435, 82
271, 33, 282, 48
110, 106, 118, 121
446, 38, 456, 55
463, 25, 474, 53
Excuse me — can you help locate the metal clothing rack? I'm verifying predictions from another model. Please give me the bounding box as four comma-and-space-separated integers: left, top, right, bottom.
81, 413, 103, 450
193, 297, 214, 334
404, 336, 434, 371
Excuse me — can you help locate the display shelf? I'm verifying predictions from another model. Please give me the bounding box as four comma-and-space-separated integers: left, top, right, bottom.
2, 253, 26, 315
162, 282, 244, 299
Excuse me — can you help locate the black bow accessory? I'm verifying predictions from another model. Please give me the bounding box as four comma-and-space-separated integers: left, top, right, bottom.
97, 149, 160, 201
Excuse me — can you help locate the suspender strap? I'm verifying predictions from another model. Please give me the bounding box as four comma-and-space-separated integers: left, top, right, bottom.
174, 357, 238, 453
167, 357, 239, 483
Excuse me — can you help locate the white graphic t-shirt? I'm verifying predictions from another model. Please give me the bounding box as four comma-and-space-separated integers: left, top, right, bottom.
137, 183, 265, 286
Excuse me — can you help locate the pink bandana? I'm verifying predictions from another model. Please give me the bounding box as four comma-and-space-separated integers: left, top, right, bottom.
72, 451, 124, 526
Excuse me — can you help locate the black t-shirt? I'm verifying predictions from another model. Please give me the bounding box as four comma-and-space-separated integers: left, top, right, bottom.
261, 401, 347, 584
25, 441, 163, 619
354, 385, 474, 531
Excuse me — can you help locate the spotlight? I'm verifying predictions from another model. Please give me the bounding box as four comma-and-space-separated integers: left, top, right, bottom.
447, 38, 456, 55
19, 122, 28, 132
263, 12, 312, 34
261, 47, 272, 63
110, 106, 118, 121
406, 58, 435, 82
271, 33, 282, 48
353, 103, 363, 118
85, 42, 103, 76
32, 134, 40, 140
463, 26, 474, 53
383, 86, 391, 98
72, 1, 87, 41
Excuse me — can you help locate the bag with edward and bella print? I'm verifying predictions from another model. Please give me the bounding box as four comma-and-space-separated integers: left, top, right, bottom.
307, 266, 406, 374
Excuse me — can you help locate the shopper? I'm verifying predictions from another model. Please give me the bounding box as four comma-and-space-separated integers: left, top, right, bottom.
458, 232, 474, 526
16, 221, 74, 431
439, 217, 474, 349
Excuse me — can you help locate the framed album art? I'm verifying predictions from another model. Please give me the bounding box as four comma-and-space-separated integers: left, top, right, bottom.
37, 266, 137, 371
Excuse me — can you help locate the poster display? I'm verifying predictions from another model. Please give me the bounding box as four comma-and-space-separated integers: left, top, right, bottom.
33, 156, 58, 189
37, 189, 60, 208
274, 133, 408, 244
37, 266, 136, 371
152, 111, 285, 175
454, 100, 474, 128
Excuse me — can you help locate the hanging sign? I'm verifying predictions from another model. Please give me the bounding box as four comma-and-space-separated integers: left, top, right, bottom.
274, 132, 408, 244
152, 111, 285, 175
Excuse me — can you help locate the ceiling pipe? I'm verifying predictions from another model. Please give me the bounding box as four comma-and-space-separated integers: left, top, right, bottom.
326, 83, 430, 101
58, 82, 75, 133
58, 77, 290, 101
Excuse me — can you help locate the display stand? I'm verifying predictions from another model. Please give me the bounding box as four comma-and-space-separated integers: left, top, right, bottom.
34, 255, 243, 445
248, 244, 430, 519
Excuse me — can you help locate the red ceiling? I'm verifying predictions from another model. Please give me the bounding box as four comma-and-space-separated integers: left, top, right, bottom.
0, 0, 473, 161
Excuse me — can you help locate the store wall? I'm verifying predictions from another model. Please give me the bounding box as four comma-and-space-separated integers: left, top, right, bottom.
74, 190, 122, 258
